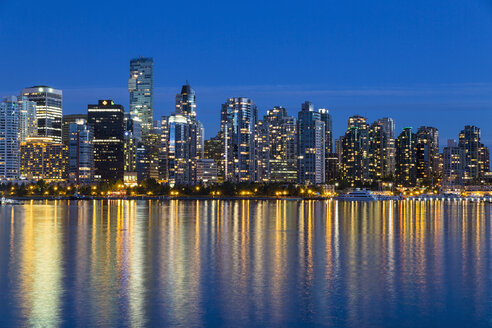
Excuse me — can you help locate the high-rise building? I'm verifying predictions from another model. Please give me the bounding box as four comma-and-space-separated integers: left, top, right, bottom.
21, 86, 63, 143
17, 96, 37, 142
340, 115, 369, 185
161, 114, 193, 185
395, 127, 417, 187
262, 106, 297, 183
160, 84, 203, 185
0, 97, 20, 181
62, 114, 87, 145
374, 117, 395, 176
255, 119, 270, 182
319, 108, 333, 182
297, 101, 325, 184
368, 121, 387, 182
415, 126, 439, 184
129, 57, 154, 136
68, 119, 93, 184
459, 126, 489, 182
175, 83, 196, 118
221, 97, 257, 182
442, 139, 465, 186
20, 137, 66, 182
88, 100, 125, 183
123, 113, 141, 179
136, 131, 161, 182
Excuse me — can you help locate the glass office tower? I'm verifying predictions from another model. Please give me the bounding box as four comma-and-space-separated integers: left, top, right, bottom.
129, 57, 154, 136
21, 86, 63, 143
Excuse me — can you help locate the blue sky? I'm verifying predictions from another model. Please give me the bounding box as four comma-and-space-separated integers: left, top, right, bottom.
1, 0, 491, 146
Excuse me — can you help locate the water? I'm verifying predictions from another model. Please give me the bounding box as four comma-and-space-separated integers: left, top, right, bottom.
0, 200, 490, 327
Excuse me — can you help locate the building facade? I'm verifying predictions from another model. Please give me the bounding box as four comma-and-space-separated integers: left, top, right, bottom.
129, 57, 154, 136
395, 127, 417, 187
20, 137, 66, 182
88, 100, 125, 183
221, 97, 257, 182
0, 97, 20, 180
340, 115, 369, 185
68, 119, 93, 184
21, 86, 63, 143
297, 101, 325, 184
17, 96, 37, 142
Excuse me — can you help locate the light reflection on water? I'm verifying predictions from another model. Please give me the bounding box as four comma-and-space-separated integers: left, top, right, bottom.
0, 200, 490, 327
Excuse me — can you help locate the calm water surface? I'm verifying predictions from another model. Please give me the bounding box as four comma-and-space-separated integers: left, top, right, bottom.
0, 200, 491, 327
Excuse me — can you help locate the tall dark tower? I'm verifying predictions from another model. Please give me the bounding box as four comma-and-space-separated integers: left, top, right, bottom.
88, 100, 125, 183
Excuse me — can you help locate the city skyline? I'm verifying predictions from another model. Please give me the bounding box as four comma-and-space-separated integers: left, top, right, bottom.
1, 0, 491, 147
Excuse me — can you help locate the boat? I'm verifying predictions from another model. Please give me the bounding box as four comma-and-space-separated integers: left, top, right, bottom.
337, 189, 378, 201
0, 197, 23, 205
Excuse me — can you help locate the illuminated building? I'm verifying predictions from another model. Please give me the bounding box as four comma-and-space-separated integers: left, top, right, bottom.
297, 101, 325, 184
263, 106, 297, 183
21, 86, 62, 143
129, 57, 153, 136
88, 100, 125, 183
161, 114, 193, 185
368, 121, 387, 182
20, 137, 66, 182
136, 131, 161, 182
196, 159, 218, 185
62, 114, 87, 145
415, 126, 439, 184
442, 139, 465, 186
374, 117, 395, 176
221, 97, 257, 182
255, 119, 270, 182
160, 84, 203, 185
340, 115, 369, 185
123, 113, 139, 176
319, 108, 334, 182
395, 127, 417, 187
68, 119, 93, 184
459, 125, 490, 183
0, 96, 20, 180
17, 96, 37, 142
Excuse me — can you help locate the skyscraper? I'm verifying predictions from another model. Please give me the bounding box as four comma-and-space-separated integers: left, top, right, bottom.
442, 139, 465, 186
340, 115, 369, 185
415, 126, 439, 185
319, 108, 333, 182
21, 86, 63, 143
374, 117, 395, 176
297, 101, 325, 185
129, 57, 154, 136
88, 100, 125, 183
160, 83, 203, 185
459, 125, 489, 182
368, 121, 388, 182
161, 114, 193, 185
68, 119, 93, 184
221, 97, 257, 182
17, 96, 37, 142
263, 106, 297, 183
0, 96, 20, 180
395, 127, 417, 187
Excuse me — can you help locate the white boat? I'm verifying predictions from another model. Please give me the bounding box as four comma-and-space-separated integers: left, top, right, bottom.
337, 189, 378, 201
0, 197, 23, 205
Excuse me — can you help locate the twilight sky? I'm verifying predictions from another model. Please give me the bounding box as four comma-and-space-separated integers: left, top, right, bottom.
1, 0, 492, 147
